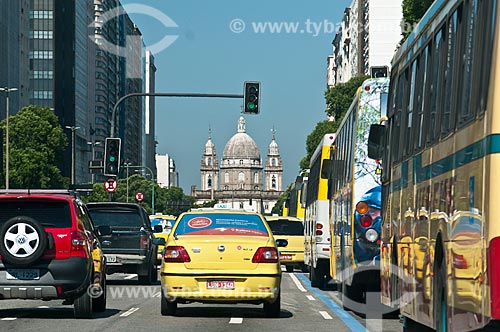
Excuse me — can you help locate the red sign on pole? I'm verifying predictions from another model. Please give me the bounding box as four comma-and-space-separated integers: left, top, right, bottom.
135, 192, 144, 202
104, 178, 117, 193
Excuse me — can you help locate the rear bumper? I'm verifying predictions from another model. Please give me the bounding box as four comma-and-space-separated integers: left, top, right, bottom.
0, 257, 92, 300
104, 254, 150, 274
160, 273, 281, 303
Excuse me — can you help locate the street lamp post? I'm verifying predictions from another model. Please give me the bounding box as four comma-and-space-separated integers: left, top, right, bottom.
65, 126, 80, 185
87, 141, 101, 184
124, 162, 132, 202
0, 87, 18, 190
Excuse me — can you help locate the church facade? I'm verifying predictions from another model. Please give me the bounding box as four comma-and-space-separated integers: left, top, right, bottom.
191, 116, 283, 214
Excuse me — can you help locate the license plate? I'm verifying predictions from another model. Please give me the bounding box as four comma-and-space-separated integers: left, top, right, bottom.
6, 269, 40, 280
280, 255, 292, 260
206, 280, 235, 289
106, 255, 117, 263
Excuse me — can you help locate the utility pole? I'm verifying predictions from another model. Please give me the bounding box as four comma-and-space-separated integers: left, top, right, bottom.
65, 126, 80, 185
0, 87, 18, 190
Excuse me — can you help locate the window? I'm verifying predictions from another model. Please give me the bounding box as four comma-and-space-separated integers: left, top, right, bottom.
271, 175, 276, 189
207, 157, 211, 166
225, 172, 229, 183
254, 172, 259, 183
207, 175, 212, 188
239, 160, 243, 165
441, 10, 459, 136
238, 172, 245, 182
427, 25, 446, 145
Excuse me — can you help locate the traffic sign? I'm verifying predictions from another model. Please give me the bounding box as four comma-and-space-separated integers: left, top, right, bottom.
135, 192, 144, 202
104, 178, 117, 193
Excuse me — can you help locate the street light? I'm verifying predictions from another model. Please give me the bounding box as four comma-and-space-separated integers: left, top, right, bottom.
65, 125, 80, 185
87, 141, 101, 184
0, 87, 18, 190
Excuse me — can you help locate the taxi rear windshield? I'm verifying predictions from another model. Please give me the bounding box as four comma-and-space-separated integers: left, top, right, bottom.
175, 213, 268, 236
268, 220, 304, 236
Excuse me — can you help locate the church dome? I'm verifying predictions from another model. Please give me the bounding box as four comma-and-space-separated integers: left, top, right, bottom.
222, 117, 261, 160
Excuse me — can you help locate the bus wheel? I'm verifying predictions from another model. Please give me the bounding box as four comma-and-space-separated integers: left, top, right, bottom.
435, 255, 448, 332
310, 265, 324, 288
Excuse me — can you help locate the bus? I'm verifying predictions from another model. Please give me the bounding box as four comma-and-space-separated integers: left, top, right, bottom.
283, 174, 306, 219
368, 0, 499, 330
327, 77, 389, 309
304, 133, 335, 288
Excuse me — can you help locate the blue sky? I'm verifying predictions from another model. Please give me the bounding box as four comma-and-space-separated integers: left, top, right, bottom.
120, 0, 352, 193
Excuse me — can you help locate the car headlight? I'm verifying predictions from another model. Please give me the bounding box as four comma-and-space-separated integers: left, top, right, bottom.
365, 229, 378, 243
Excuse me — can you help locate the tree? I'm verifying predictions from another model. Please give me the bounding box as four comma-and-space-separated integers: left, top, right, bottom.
300, 120, 339, 170
0, 106, 68, 188
401, 0, 434, 41
324, 74, 370, 121
271, 183, 292, 215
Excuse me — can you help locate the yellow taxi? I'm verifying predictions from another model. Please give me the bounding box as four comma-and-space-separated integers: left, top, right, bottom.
265, 216, 305, 272
159, 208, 284, 317
150, 213, 176, 264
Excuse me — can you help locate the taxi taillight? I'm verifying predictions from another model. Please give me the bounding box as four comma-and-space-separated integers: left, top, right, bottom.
252, 247, 278, 263
164, 246, 191, 263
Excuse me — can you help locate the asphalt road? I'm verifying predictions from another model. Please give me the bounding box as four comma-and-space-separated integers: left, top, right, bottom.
0, 268, 403, 332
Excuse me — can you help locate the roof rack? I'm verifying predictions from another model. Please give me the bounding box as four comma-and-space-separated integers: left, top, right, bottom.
0, 189, 80, 197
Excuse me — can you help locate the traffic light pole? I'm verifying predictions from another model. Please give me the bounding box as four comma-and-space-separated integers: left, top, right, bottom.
110, 93, 244, 138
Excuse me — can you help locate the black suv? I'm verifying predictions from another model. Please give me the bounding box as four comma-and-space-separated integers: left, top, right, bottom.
0, 190, 109, 318
86, 202, 162, 284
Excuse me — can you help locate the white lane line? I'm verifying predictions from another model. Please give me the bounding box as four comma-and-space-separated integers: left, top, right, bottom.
319, 311, 333, 320
229, 317, 243, 324
1, 318, 17, 321
38, 306, 49, 308
289, 273, 307, 293
124, 274, 137, 280
306, 295, 316, 301
120, 307, 140, 317
153, 292, 161, 298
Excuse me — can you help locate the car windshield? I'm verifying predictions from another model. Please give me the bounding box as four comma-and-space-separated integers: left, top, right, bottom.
268, 220, 304, 236
88, 208, 143, 228
0, 200, 72, 228
174, 213, 269, 236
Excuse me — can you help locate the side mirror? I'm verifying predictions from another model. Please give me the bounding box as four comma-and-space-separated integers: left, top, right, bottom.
153, 237, 166, 246
275, 239, 288, 247
368, 124, 386, 160
153, 225, 163, 233
97, 225, 112, 236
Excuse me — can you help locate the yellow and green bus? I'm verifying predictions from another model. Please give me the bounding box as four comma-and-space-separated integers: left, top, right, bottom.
368, 0, 499, 330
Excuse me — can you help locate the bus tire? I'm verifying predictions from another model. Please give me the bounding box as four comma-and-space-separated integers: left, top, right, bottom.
310, 265, 324, 288
434, 243, 448, 332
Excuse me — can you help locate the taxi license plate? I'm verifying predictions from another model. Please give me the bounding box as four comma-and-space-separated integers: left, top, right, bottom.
6, 269, 40, 280
106, 255, 117, 263
206, 280, 235, 289
280, 254, 292, 260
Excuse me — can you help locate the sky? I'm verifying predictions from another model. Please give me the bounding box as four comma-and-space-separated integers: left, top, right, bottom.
120, 0, 352, 193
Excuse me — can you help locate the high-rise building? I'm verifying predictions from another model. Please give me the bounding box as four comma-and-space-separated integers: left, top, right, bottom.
156, 154, 178, 188
328, 0, 403, 85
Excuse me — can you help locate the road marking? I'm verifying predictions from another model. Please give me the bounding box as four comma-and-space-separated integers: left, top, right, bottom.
319, 311, 333, 320
120, 307, 139, 317
306, 295, 316, 301
295, 273, 365, 332
289, 273, 307, 293
124, 274, 137, 280
229, 317, 243, 324
1, 318, 17, 321
38, 306, 49, 308
281, 265, 286, 272
153, 291, 161, 298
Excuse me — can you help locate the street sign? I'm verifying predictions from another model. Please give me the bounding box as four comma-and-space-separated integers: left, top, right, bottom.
135, 192, 144, 202
104, 177, 117, 193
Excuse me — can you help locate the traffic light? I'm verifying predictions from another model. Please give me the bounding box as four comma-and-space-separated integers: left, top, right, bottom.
243, 81, 260, 114
104, 137, 121, 176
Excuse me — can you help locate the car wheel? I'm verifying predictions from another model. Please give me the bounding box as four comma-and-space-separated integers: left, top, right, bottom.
285, 265, 294, 273
74, 284, 94, 319
138, 264, 153, 285
92, 275, 107, 313
161, 289, 177, 316
0, 216, 47, 266
150, 265, 158, 283
263, 291, 281, 318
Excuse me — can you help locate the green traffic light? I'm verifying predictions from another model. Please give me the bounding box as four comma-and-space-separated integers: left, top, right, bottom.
109, 156, 116, 162
248, 103, 255, 109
